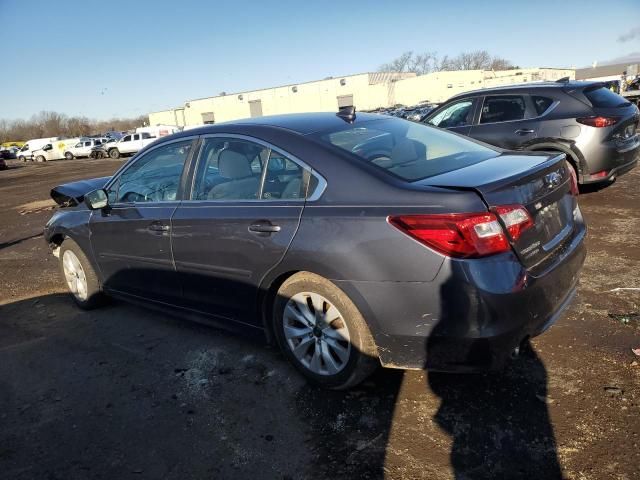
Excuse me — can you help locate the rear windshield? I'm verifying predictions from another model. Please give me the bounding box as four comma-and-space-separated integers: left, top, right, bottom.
312, 118, 499, 181
584, 86, 630, 108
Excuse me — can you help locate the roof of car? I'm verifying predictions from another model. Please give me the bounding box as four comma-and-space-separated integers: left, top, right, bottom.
173, 112, 388, 137
448, 80, 600, 100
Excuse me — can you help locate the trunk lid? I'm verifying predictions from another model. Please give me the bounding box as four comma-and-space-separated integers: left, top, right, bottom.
50, 176, 110, 207
417, 153, 577, 269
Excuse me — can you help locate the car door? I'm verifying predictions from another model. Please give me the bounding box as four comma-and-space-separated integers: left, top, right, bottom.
424, 98, 479, 136
89, 137, 196, 303
468, 94, 539, 149
119, 134, 133, 153
80, 140, 92, 156
132, 133, 143, 152
170, 134, 320, 326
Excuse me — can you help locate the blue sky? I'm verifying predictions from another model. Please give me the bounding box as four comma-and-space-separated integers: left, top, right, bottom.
1, 0, 639, 120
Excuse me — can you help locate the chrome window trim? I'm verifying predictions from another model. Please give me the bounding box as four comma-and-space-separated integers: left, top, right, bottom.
188, 133, 327, 203
476, 94, 560, 126
105, 135, 199, 207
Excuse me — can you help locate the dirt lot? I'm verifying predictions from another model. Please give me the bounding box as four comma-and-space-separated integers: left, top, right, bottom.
0, 158, 638, 480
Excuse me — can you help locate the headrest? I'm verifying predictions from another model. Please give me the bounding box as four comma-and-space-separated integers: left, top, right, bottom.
218, 149, 252, 179
390, 139, 419, 165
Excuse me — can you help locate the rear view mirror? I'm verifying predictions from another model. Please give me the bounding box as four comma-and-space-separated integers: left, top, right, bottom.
84, 189, 109, 210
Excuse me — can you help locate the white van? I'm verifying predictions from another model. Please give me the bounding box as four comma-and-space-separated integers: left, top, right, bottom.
17, 137, 59, 161
31, 138, 84, 162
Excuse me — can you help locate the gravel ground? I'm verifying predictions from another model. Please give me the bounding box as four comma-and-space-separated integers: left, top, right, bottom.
0, 158, 638, 480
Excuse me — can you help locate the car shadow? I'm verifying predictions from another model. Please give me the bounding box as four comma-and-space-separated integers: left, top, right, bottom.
579, 178, 615, 194
0, 233, 43, 251
0, 280, 562, 479
424, 274, 562, 479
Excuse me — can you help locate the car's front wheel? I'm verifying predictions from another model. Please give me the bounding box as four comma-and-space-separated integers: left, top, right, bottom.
273, 272, 379, 389
65, 152, 74, 160
109, 149, 120, 159
59, 239, 105, 309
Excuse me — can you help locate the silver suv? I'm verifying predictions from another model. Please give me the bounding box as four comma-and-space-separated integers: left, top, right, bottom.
424, 80, 639, 185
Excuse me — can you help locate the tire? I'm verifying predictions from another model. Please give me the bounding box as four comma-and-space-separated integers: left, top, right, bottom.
109, 148, 120, 159
59, 238, 105, 310
65, 152, 74, 160
18, 155, 25, 162
36, 155, 46, 162
272, 272, 379, 389
98, 151, 105, 159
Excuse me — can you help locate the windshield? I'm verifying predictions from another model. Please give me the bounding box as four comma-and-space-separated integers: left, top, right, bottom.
312, 118, 499, 181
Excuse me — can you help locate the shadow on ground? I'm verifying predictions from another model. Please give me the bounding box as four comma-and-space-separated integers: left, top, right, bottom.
0, 292, 561, 479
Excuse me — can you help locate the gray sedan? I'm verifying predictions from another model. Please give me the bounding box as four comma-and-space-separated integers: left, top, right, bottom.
45, 111, 586, 389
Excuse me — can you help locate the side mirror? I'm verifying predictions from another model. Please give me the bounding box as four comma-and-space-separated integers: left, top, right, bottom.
84, 189, 109, 210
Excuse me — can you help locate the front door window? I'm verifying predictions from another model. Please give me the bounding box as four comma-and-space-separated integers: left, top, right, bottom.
109, 140, 192, 203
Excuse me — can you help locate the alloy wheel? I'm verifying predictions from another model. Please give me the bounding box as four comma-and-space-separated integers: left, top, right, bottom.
62, 250, 88, 301
282, 292, 351, 375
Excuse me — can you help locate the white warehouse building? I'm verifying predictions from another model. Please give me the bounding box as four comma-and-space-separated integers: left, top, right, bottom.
148, 67, 574, 127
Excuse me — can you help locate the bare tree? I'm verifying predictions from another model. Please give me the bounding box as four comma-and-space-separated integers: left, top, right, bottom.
378, 51, 415, 73
379, 49, 515, 74
0, 112, 147, 143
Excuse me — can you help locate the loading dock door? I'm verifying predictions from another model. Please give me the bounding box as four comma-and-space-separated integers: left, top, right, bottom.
337, 94, 354, 109
249, 100, 263, 118
201, 112, 215, 124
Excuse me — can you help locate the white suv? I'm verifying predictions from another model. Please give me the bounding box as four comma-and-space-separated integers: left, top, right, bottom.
64, 139, 107, 159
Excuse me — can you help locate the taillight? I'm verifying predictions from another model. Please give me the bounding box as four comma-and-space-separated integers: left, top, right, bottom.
565, 161, 579, 196
577, 116, 619, 128
389, 206, 532, 258
491, 205, 534, 240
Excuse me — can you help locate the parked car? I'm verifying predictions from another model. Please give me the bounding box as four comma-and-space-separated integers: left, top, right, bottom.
105, 132, 156, 159
45, 111, 585, 389
64, 138, 107, 159
89, 138, 117, 159
402, 105, 437, 122
17, 137, 60, 162
0, 147, 18, 159
423, 80, 640, 184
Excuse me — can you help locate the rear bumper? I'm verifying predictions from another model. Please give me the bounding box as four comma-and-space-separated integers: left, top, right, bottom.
335, 222, 586, 372
580, 134, 639, 184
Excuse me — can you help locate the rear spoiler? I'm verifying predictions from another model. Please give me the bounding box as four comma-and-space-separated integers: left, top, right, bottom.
50, 176, 110, 207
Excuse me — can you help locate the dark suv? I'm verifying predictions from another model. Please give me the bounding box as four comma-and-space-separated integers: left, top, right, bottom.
424, 80, 639, 184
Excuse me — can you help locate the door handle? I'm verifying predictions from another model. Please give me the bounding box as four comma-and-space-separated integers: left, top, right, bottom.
515, 129, 535, 135
148, 222, 170, 232
248, 221, 281, 235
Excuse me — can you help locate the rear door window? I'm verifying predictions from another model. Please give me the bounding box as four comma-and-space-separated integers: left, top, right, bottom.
480, 95, 526, 123
192, 138, 267, 201
532, 96, 554, 115
583, 86, 629, 108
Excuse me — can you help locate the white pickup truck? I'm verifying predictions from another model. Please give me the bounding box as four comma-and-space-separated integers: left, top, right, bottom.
106, 132, 156, 159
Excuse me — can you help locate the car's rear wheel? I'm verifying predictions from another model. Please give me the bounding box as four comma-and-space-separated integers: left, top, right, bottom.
36, 155, 46, 162
18, 155, 25, 162
109, 149, 120, 159
65, 152, 74, 160
59, 239, 105, 309
273, 272, 379, 389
